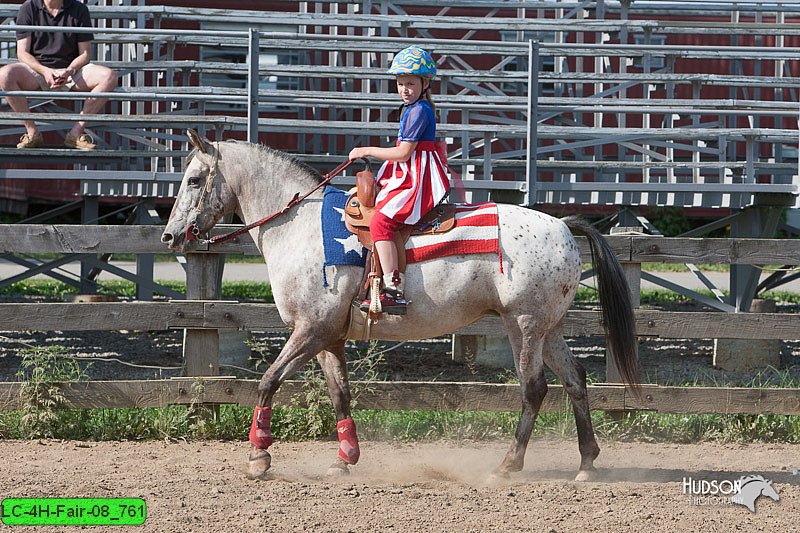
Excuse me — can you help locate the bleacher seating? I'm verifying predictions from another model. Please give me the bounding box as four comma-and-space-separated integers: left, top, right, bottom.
0, 0, 796, 211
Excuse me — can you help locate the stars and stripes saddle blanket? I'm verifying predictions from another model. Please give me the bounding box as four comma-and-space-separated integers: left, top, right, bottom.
321, 186, 501, 287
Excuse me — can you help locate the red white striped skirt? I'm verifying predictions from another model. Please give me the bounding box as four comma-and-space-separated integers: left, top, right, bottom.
375, 141, 451, 225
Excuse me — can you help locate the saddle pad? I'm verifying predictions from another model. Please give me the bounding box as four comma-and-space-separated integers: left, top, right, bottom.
405, 203, 500, 265
321, 186, 368, 286
322, 188, 500, 284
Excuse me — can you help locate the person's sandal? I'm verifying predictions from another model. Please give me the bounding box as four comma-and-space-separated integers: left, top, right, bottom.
16, 132, 43, 149
64, 133, 96, 151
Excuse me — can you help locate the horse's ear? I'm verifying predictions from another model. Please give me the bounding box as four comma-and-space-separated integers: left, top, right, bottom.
187, 129, 210, 154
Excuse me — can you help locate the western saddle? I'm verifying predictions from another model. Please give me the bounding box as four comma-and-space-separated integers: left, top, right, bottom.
343, 165, 457, 315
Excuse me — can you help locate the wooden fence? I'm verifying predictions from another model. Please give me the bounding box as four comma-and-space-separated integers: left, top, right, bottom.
0, 224, 799, 415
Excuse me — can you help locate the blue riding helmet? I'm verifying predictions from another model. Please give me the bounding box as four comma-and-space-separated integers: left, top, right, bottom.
387, 46, 437, 79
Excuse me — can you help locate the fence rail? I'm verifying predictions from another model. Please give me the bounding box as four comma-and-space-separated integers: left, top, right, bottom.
0, 379, 798, 415
0, 301, 796, 341
3, 224, 800, 263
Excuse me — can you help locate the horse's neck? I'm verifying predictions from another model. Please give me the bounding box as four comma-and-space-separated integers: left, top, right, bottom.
228, 149, 324, 264
231, 148, 322, 228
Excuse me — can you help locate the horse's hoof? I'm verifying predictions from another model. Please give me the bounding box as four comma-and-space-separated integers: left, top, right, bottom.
574, 469, 597, 482
246, 450, 272, 480
327, 464, 350, 477
326, 457, 350, 477
486, 471, 510, 486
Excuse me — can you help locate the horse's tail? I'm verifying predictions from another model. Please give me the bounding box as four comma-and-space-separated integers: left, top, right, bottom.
563, 216, 641, 397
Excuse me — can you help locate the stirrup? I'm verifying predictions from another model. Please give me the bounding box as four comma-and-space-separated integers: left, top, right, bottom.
377, 291, 408, 315
359, 291, 408, 315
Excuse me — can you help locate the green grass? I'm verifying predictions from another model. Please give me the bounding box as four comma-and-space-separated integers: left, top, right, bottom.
1, 405, 799, 444
2, 362, 799, 444
642, 262, 731, 273
9, 279, 797, 308
575, 286, 723, 304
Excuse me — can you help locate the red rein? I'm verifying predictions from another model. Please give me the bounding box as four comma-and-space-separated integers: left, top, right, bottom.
186, 158, 357, 246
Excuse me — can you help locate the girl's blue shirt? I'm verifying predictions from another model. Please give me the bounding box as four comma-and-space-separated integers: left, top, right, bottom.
397, 100, 436, 142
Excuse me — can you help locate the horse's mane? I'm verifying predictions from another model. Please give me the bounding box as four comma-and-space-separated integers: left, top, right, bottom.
249, 142, 325, 183
184, 140, 325, 183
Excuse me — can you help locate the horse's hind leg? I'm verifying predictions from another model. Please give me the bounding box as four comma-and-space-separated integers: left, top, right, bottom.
494, 315, 547, 476
316, 343, 361, 476
542, 331, 600, 481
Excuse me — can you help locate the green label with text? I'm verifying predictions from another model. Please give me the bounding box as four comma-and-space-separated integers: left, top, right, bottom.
1, 498, 146, 526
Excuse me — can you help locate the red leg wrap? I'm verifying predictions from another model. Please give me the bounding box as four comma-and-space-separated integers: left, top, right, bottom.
249, 406, 273, 449
336, 417, 360, 465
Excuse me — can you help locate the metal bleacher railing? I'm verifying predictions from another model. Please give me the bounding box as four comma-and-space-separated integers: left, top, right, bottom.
1, 3, 798, 206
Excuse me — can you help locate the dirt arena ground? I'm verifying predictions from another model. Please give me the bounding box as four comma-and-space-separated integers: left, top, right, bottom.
0, 438, 797, 532
1, 295, 799, 531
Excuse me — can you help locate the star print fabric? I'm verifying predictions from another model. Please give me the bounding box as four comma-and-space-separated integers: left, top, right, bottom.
321, 186, 368, 287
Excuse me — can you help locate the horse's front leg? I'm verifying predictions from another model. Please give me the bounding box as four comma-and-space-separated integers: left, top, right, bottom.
247, 328, 329, 480
316, 343, 360, 476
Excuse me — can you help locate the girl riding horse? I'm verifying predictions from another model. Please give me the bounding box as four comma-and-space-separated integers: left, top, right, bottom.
348, 46, 451, 315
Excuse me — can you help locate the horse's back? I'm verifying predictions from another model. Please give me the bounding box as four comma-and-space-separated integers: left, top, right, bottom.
366, 204, 581, 340
494, 203, 582, 308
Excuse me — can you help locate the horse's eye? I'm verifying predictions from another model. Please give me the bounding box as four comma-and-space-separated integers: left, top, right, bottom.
187, 176, 201, 186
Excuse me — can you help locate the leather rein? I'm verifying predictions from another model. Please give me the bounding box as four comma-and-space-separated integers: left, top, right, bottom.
185, 152, 362, 246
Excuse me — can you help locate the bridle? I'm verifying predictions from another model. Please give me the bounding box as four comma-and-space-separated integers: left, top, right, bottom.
185, 143, 221, 240
184, 145, 362, 246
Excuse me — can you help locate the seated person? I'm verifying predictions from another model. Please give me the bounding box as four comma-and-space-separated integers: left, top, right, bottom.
0, 0, 117, 150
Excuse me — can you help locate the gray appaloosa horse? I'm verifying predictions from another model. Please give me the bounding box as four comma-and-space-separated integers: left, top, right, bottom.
161, 130, 639, 482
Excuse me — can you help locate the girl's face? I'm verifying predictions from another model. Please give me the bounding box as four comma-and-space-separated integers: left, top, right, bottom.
395, 74, 428, 104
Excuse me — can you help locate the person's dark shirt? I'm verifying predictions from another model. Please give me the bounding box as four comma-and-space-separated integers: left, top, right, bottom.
15, 0, 93, 68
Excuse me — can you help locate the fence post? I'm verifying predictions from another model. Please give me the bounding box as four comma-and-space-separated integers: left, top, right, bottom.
80, 196, 99, 294
135, 199, 156, 301
247, 28, 260, 143
183, 253, 223, 376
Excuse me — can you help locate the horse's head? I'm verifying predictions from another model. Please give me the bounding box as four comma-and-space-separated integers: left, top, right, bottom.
734, 475, 781, 512
161, 129, 235, 252
759, 479, 780, 501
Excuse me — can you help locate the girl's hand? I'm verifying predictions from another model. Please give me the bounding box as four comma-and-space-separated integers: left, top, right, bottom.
349, 147, 369, 161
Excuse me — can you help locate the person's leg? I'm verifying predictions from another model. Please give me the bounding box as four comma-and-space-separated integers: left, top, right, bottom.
374, 240, 398, 278
0, 63, 45, 138
370, 211, 402, 286
367, 211, 406, 313
68, 63, 117, 139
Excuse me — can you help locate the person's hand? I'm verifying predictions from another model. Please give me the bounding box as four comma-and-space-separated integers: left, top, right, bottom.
44, 68, 63, 89
348, 147, 369, 161
50, 67, 73, 88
